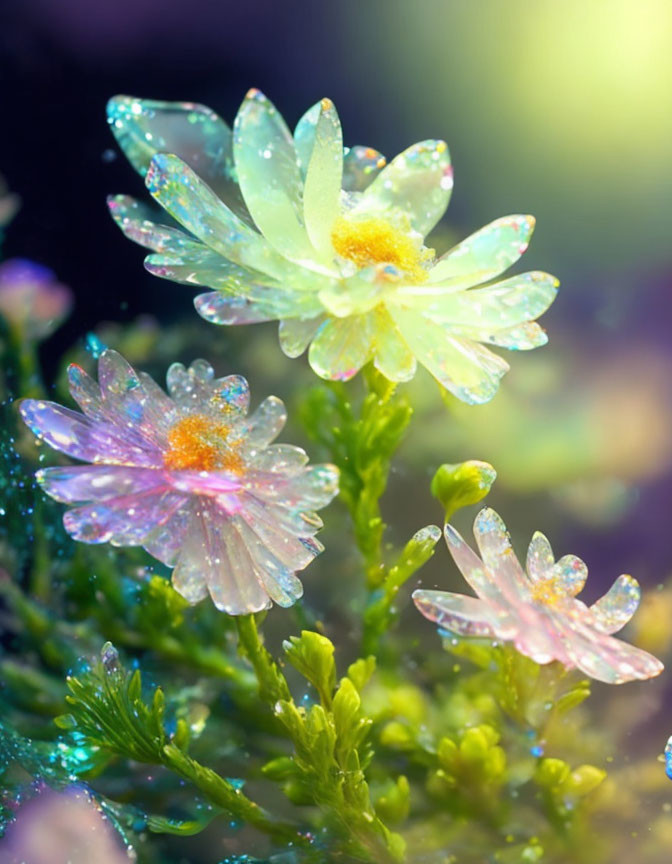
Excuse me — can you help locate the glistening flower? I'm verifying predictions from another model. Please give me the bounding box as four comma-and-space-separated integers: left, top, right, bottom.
20, 350, 339, 614
413, 508, 663, 684
0, 259, 72, 340
107, 91, 558, 404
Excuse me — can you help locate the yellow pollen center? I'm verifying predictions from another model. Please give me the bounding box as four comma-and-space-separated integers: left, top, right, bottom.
530, 577, 564, 607
163, 414, 243, 474
331, 217, 431, 282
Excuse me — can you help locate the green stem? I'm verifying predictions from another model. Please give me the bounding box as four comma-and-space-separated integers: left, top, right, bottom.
161, 743, 307, 846
235, 614, 291, 705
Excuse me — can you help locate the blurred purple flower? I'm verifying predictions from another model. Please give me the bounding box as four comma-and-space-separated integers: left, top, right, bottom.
0, 258, 73, 340
0, 787, 130, 864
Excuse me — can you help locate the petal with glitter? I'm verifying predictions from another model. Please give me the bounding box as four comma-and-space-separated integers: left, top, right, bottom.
37, 465, 164, 504
412, 590, 499, 637
19, 399, 162, 467
308, 313, 374, 381
241, 396, 287, 448
250, 444, 309, 475
233, 89, 316, 265
293, 102, 321, 177
389, 306, 509, 404
482, 322, 549, 350
372, 307, 417, 382
143, 502, 193, 567
397, 272, 558, 331
302, 99, 343, 259
107, 95, 248, 219
342, 146, 387, 192
236, 515, 304, 607
589, 575, 641, 634
67, 363, 106, 422
278, 316, 324, 358
428, 215, 536, 286
63, 488, 187, 546
145, 153, 286, 279
550, 555, 588, 597
355, 140, 452, 236
473, 508, 529, 597
107, 195, 203, 255
526, 531, 555, 583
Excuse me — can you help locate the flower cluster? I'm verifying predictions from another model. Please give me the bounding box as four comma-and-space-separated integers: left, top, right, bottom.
107, 91, 558, 404
413, 508, 663, 684
20, 350, 338, 614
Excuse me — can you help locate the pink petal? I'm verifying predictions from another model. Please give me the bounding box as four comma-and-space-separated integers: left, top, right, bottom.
412, 590, 500, 637
37, 465, 164, 503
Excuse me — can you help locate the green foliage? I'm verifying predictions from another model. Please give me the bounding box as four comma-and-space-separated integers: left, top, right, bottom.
431, 460, 497, 521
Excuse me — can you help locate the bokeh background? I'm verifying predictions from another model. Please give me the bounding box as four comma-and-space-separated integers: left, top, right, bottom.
1, 1, 672, 857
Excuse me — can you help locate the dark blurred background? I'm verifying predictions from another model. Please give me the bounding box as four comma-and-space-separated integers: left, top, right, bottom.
1, 0, 672, 593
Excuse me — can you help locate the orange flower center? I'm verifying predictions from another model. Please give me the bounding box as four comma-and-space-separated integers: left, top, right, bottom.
530, 577, 564, 607
163, 414, 243, 474
331, 216, 431, 282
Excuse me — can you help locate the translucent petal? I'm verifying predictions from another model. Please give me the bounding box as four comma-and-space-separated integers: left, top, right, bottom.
240, 395, 287, 448
293, 102, 321, 179
250, 444, 309, 475
355, 140, 452, 236
412, 589, 498, 637
396, 271, 559, 330
236, 516, 304, 607
143, 502, 193, 567
318, 270, 386, 318
550, 555, 588, 597
371, 307, 417, 382
278, 316, 324, 358
302, 98, 343, 259
443, 523, 519, 617
482, 322, 548, 350
107, 95, 249, 219
428, 215, 536, 286
67, 363, 106, 422
278, 464, 340, 510
98, 350, 168, 448
547, 608, 663, 683
590, 575, 641, 634
239, 497, 320, 572
63, 488, 187, 545
166, 361, 249, 415
195, 293, 280, 325
526, 531, 555, 583
308, 314, 374, 381
107, 195, 203, 254
342, 146, 387, 192
389, 306, 509, 404
19, 399, 162, 467
233, 89, 316, 264
145, 152, 285, 279
37, 465, 164, 504
473, 508, 529, 597
171, 507, 211, 603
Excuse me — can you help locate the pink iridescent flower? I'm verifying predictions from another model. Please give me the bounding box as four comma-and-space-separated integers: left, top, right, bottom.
20, 350, 339, 614
413, 508, 663, 684
0, 259, 73, 340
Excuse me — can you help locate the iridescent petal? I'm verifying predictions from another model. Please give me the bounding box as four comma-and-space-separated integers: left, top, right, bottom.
233, 89, 316, 265
278, 316, 324, 358
550, 555, 588, 597
590, 575, 641, 634
145, 153, 285, 279
355, 140, 452, 236
98, 350, 168, 448
342, 146, 387, 192
240, 396, 287, 448
526, 531, 555, 583
37, 465, 164, 504
19, 399, 161, 467
67, 364, 106, 422
548, 609, 663, 684
473, 508, 529, 597
302, 98, 343, 259
412, 589, 498, 637
250, 444, 309, 475
171, 507, 211, 603
194, 293, 280, 324
293, 102, 321, 177
276, 464, 340, 510
239, 498, 319, 572
166, 361, 249, 415
308, 314, 374, 381
107, 195, 202, 254
318, 270, 385, 318
236, 516, 304, 607
483, 322, 548, 350
389, 306, 509, 404
428, 215, 536, 286
63, 488, 187, 545
396, 272, 558, 331
143, 502, 193, 567
371, 307, 416, 382
107, 95, 248, 219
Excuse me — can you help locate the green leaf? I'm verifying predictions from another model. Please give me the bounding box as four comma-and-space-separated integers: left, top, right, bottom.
347, 656, 376, 692
283, 631, 336, 707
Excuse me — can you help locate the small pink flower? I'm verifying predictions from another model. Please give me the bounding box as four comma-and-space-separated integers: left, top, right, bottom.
20, 350, 339, 614
413, 507, 663, 684
0, 259, 73, 339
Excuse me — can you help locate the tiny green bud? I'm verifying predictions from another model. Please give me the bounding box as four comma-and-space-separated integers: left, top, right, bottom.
535, 757, 570, 789
560, 764, 606, 797
380, 720, 415, 751
431, 461, 497, 520
437, 736, 459, 771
